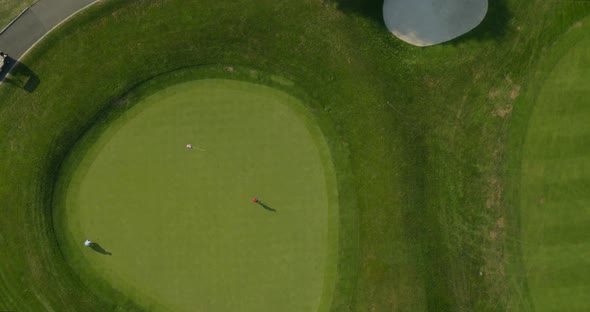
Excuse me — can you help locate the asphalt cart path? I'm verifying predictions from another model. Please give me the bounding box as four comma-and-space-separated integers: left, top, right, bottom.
0, 0, 98, 81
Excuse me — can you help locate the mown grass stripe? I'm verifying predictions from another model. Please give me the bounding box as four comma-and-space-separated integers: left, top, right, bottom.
532, 285, 590, 312
518, 15, 590, 312
521, 157, 590, 183
525, 133, 590, 160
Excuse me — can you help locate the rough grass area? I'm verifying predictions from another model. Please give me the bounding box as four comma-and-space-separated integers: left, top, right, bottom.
0, 0, 36, 30
0, 0, 589, 311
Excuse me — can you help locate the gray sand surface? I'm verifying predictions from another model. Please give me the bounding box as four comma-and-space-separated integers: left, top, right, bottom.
383, 0, 488, 46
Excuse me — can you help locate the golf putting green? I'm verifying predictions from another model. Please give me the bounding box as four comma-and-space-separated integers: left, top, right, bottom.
519, 23, 590, 311
54, 79, 338, 312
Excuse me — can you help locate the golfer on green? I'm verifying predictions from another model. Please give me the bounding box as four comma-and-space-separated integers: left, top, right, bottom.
84, 239, 92, 247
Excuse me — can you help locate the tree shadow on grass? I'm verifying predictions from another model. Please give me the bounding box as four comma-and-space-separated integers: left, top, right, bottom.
328, 0, 512, 43
449, 0, 512, 45
1, 60, 40, 92
90, 243, 112, 256
327, 0, 385, 25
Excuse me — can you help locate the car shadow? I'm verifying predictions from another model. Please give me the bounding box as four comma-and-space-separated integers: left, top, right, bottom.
1, 60, 40, 92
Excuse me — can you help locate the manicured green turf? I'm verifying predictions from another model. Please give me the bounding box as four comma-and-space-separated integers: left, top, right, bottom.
1, 0, 590, 311
518, 20, 590, 312
0, 0, 36, 30
55, 79, 338, 312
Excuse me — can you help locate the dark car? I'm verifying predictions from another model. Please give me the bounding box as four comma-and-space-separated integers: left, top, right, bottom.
0, 52, 8, 71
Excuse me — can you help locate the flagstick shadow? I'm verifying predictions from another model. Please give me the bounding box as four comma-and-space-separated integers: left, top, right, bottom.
257, 201, 276, 212
90, 243, 112, 255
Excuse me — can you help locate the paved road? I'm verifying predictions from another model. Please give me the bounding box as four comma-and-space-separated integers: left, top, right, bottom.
0, 0, 98, 80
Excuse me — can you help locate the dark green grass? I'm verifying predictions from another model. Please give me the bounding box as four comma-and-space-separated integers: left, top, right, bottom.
54, 78, 338, 312
0, 0, 590, 311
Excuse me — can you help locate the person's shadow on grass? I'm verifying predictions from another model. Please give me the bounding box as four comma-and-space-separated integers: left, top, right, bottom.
90, 242, 112, 256
257, 200, 276, 212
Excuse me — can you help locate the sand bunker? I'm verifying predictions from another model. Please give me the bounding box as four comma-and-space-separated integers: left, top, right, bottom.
383, 0, 488, 46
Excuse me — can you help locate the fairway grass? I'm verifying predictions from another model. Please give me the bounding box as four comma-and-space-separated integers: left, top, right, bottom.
54, 79, 338, 312
517, 20, 590, 312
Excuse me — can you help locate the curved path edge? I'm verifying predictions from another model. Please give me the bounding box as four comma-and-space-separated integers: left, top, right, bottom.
0, 0, 100, 81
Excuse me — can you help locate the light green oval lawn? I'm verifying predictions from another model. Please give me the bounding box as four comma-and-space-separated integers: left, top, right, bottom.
55, 79, 338, 312
520, 25, 590, 311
